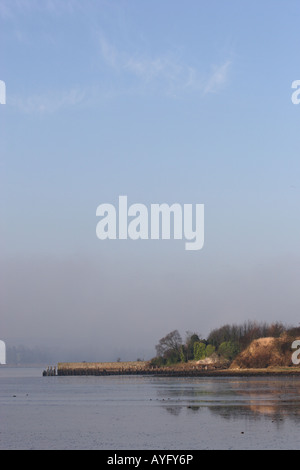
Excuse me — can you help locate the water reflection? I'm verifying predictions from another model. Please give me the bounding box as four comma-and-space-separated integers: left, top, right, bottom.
155, 377, 300, 422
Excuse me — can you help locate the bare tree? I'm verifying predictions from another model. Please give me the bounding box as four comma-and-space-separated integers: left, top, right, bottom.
155, 330, 182, 358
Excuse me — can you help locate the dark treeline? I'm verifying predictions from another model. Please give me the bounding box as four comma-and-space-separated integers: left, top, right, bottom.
151, 321, 300, 367
207, 321, 289, 349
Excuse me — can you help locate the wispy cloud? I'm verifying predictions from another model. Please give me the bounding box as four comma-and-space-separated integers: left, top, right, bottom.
125, 56, 184, 84
10, 87, 86, 114
0, 0, 86, 18
204, 60, 232, 94
99, 34, 200, 95
99, 34, 232, 97
99, 35, 119, 70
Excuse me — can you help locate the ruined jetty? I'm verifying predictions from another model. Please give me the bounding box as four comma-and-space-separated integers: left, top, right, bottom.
56, 361, 227, 377
46, 361, 300, 378
57, 361, 156, 376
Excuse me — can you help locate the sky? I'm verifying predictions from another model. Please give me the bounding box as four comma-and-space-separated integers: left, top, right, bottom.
0, 0, 300, 362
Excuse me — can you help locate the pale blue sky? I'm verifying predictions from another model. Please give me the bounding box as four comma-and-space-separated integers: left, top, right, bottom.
1, 1, 300, 360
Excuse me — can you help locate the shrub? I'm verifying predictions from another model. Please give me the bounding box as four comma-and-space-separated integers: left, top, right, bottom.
205, 344, 216, 357
180, 346, 187, 363
194, 342, 206, 361
149, 356, 166, 368
218, 341, 240, 361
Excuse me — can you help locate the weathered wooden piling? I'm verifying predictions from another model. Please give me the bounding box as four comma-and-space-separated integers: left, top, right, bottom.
43, 366, 57, 376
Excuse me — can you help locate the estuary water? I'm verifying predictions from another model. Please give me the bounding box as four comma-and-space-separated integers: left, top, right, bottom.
0, 367, 299, 450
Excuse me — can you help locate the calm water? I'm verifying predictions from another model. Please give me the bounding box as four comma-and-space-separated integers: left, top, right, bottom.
0, 367, 300, 450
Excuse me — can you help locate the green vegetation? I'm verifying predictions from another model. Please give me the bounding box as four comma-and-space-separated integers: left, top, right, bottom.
150, 321, 300, 368
218, 342, 240, 361
205, 344, 216, 357
193, 342, 206, 361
